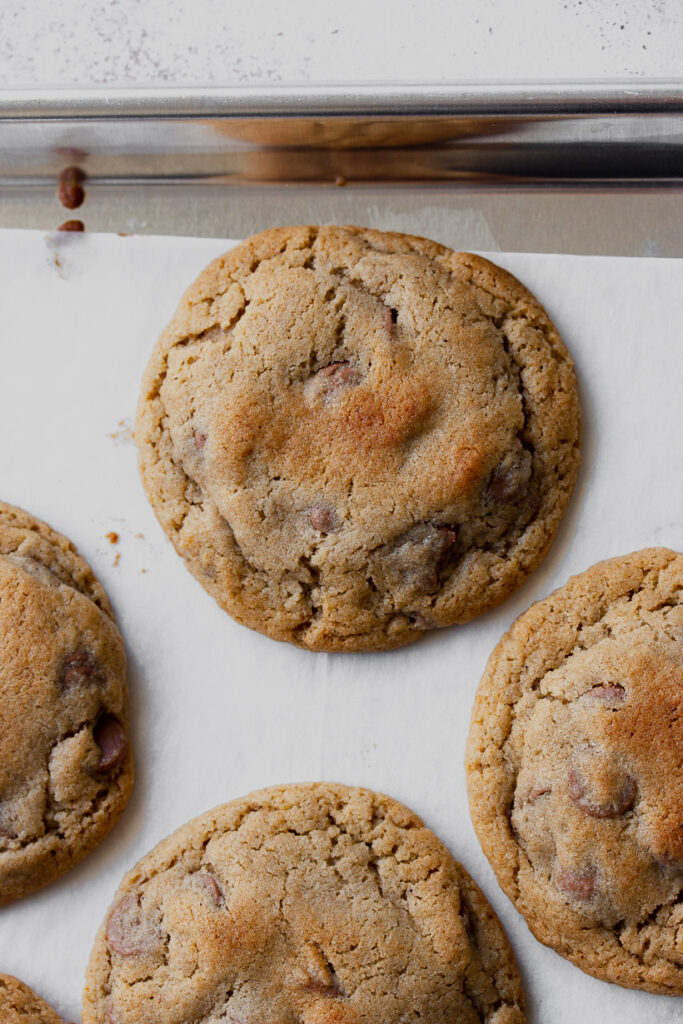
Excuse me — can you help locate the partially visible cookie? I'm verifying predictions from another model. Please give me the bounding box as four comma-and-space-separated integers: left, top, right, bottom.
84, 782, 525, 1023
0, 974, 68, 1023
0, 501, 133, 905
136, 224, 581, 652
466, 548, 683, 994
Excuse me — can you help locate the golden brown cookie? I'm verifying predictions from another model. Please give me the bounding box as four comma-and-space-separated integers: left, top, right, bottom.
136, 225, 581, 652
466, 548, 683, 994
84, 783, 525, 1024
0, 501, 133, 905
0, 974, 69, 1023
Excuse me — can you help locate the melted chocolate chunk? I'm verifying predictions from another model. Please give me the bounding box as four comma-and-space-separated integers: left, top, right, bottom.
310, 361, 361, 401
93, 715, 128, 773
386, 523, 458, 595
106, 893, 161, 956
556, 865, 597, 901
567, 757, 637, 819
488, 450, 532, 505
583, 683, 627, 706
193, 871, 224, 907
309, 504, 338, 534
60, 649, 104, 690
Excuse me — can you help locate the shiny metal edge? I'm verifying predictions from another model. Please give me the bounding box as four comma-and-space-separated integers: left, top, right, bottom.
1, 81, 682, 119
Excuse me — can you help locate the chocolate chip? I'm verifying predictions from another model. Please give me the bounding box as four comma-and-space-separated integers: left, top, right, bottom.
106, 894, 161, 956
58, 219, 85, 232
312, 361, 361, 398
583, 683, 627, 705
57, 166, 86, 210
60, 649, 104, 690
488, 451, 532, 505
388, 523, 458, 594
193, 429, 207, 451
93, 715, 128, 773
556, 865, 597, 901
193, 871, 224, 907
567, 758, 636, 819
309, 504, 338, 534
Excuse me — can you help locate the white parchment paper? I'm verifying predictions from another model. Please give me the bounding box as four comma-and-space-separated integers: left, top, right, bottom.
0, 229, 681, 1023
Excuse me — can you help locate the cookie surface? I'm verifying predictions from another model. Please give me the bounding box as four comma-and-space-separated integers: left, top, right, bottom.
0, 501, 133, 905
137, 225, 580, 652
84, 782, 525, 1024
466, 548, 683, 994
0, 974, 68, 1023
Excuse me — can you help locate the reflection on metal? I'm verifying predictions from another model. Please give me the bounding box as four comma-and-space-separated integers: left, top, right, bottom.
0, 83, 681, 184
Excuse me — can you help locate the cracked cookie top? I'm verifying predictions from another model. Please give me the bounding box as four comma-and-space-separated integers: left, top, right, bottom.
136, 225, 581, 652
0, 974, 68, 1024
466, 548, 683, 994
83, 782, 525, 1024
0, 501, 133, 905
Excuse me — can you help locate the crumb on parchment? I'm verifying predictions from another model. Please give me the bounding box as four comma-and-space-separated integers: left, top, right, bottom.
108, 418, 135, 444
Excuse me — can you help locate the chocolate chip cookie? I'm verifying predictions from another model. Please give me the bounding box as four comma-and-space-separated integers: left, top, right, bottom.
466, 548, 683, 994
136, 225, 581, 652
0, 975, 68, 1023
0, 501, 133, 905
83, 782, 525, 1023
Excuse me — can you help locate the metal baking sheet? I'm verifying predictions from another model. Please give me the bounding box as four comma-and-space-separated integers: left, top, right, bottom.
0, 228, 681, 1022
0, 83, 682, 256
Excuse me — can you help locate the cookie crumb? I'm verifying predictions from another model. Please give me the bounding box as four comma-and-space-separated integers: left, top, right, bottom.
57, 166, 86, 210
106, 532, 119, 544
108, 419, 135, 444
58, 219, 85, 232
